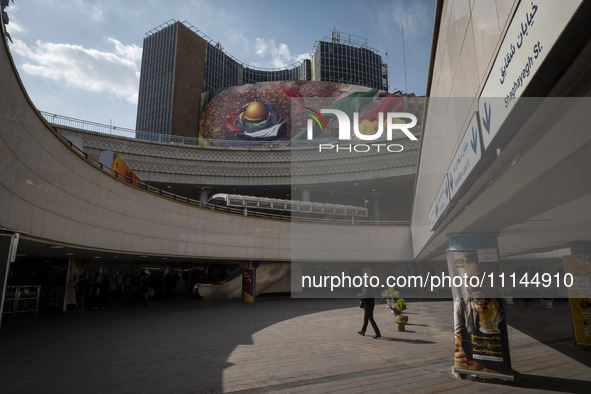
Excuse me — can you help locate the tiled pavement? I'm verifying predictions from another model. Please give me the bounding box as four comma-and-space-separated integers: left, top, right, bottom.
0, 297, 589, 393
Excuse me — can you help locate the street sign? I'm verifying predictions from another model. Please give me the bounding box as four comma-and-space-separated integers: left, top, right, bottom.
448, 112, 482, 200
479, 0, 582, 150
429, 175, 450, 231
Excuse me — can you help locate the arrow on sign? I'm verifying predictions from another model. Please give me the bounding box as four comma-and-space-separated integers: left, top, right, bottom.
470, 126, 478, 154
482, 101, 492, 135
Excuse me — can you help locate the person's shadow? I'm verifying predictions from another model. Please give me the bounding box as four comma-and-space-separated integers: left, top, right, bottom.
379, 336, 435, 344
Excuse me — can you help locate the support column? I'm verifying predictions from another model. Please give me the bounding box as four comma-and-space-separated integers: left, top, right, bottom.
568, 241, 591, 255
63, 258, 78, 312
300, 187, 311, 202
0, 232, 19, 329
368, 194, 381, 223
198, 186, 212, 203
448, 233, 499, 252
291, 262, 303, 293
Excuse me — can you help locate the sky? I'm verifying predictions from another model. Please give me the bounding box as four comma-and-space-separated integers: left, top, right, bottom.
5, 0, 436, 130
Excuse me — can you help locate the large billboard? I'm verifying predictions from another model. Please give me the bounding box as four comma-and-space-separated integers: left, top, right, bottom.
199, 81, 394, 142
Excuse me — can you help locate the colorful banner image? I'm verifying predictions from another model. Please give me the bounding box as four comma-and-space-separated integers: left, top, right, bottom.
563, 255, 591, 347
199, 81, 399, 142
448, 250, 513, 379
98, 151, 141, 186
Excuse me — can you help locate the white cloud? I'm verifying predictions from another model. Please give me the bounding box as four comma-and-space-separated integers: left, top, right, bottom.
2, 2, 22, 36
251, 38, 309, 69
379, 0, 433, 38
107, 37, 142, 64
6, 20, 24, 35
11, 38, 141, 104
254, 38, 268, 57
92, 6, 104, 22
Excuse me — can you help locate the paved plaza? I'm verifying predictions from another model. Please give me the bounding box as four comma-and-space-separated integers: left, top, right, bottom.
0, 297, 589, 393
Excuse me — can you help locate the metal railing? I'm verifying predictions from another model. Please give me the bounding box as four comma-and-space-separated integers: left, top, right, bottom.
41, 111, 421, 150
41, 111, 297, 150
2, 286, 41, 315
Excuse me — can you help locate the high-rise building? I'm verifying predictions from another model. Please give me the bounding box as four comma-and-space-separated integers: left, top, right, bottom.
310, 30, 388, 91
135, 21, 206, 139
135, 21, 388, 137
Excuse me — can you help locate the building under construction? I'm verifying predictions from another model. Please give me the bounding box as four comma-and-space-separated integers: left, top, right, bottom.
135, 22, 389, 137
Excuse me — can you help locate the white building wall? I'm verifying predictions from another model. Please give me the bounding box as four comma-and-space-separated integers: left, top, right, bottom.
411, 0, 518, 257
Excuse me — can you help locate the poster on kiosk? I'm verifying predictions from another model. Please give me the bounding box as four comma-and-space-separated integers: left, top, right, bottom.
447, 249, 514, 380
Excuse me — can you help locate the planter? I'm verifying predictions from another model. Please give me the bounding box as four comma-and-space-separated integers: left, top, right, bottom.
396, 314, 408, 331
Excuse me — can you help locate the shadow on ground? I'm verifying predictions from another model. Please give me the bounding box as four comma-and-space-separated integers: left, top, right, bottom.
516, 374, 591, 393
0, 297, 352, 393
505, 299, 591, 368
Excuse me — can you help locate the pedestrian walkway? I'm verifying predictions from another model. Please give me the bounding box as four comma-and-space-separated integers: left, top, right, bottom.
0, 297, 589, 393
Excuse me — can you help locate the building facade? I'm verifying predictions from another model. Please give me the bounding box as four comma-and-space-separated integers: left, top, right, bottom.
310, 31, 387, 90
135, 21, 388, 137
135, 22, 207, 139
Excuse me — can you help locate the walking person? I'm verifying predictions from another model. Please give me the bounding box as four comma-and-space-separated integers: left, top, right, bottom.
75, 274, 87, 311
358, 268, 381, 339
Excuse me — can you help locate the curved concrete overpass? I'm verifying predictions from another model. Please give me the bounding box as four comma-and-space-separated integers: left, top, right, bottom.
55, 125, 419, 188
0, 27, 413, 263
